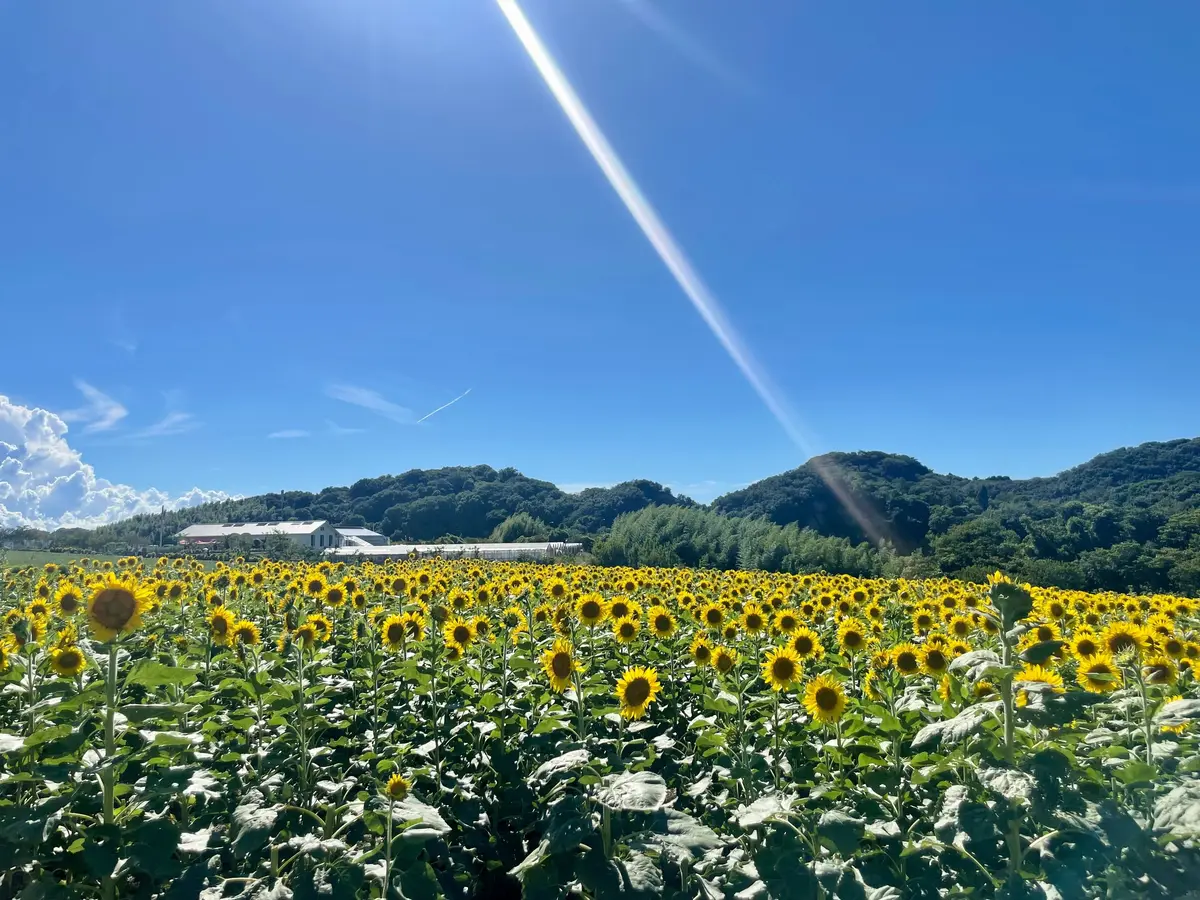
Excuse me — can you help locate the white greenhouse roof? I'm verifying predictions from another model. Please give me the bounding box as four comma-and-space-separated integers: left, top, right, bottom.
334, 526, 385, 537
178, 520, 329, 538
328, 542, 582, 558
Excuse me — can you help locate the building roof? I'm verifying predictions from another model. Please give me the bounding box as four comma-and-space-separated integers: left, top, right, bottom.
328, 542, 582, 558
177, 520, 329, 538
334, 526, 385, 538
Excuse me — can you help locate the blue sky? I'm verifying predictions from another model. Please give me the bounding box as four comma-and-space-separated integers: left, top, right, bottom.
1, 0, 1198, 526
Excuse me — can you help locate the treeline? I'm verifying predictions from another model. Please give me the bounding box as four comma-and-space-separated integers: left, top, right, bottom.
9, 439, 1199, 595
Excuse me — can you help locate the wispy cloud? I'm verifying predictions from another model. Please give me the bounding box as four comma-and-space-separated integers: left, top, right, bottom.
128, 411, 199, 440
268, 429, 311, 439
326, 420, 365, 436
417, 388, 472, 423
326, 384, 415, 424
61, 380, 128, 433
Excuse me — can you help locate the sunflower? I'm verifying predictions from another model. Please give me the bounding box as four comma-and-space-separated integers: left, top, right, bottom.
893, 643, 921, 676
541, 638, 578, 693
1015, 664, 1065, 706
700, 602, 725, 630
773, 609, 800, 635
1076, 654, 1121, 693
443, 616, 475, 651
49, 644, 87, 678
803, 674, 847, 724
1161, 633, 1187, 660
1101, 621, 1148, 657
1143, 655, 1178, 686
689, 634, 713, 666
712, 646, 738, 675
837, 618, 869, 655
740, 603, 768, 635
613, 616, 639, 644
207, 606, 236, 645
384, 773, 411, 800
789, 627, 824, 661
761, 646, 802, 692
912, 608, 936, 634
54, 582, 85, 617
647, 605, 676, 639
400, 611, 426, 642
948, 616, 973, 640
920, 645, 950, 676
1162, 694, 1189, 735
615, 666, 661, 720
576, 594, 608, 626
294, 624, 319, 652
608, 597, 633, 621
86, 574, 152, 642
445, 643, 464, 662
1069, 630, 1101, 661
304, 573, 327, 598
307, 613, 333, 643
544, 578, 569, 602
233, 620, 261, 646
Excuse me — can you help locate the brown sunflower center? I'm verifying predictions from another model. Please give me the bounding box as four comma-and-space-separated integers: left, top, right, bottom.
771, 657, 797, 682
1076, 638, 1097, 657
925, 650, 947, 671
896, 651, 918, 672
452, 626, 471, 644
844, 631, 864, 649
387, 624, 405, 643
623, 677, 651, 707
551, 652, 573, 678
1109, 634, 1136, 653
794, 635, 814, 655
695, 646, 711, 663
705, 609, 722, 625
654, 614, 672, 632
58, 649, 82, 668
746, 614, 763, 630
815, 686, 839, 711
716, 654, 734, 674
92, 588, 137, 631
581, 601, 601, 619
619, 623, 635, 638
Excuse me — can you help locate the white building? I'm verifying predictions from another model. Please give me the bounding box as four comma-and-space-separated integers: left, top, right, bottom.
328, 541, 582, 561
177, 520, 343, 550
335, 526, 389, 547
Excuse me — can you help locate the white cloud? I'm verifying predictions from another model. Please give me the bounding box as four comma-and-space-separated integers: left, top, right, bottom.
326, 420, 365, 436
127, 411, 198, 440
60, 381, 128, 433
556, 481, 615, 494
326, 384, 414, 424
0, 394, 230, 530
268, 429, 310, 439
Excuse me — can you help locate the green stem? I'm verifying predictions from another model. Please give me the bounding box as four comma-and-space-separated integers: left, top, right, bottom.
101, 642, 119, 900
384, 796, 394, 899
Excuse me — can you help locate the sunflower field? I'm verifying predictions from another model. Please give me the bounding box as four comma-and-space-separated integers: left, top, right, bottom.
3, 557, 1200, 900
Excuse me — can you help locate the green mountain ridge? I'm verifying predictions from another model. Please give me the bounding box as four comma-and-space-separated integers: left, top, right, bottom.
9, 438, 1200, 594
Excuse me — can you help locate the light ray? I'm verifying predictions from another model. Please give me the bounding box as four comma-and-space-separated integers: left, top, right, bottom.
495, 0, 886, 544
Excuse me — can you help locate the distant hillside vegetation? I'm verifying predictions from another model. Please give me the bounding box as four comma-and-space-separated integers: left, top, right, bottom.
12, 439, 1199, 595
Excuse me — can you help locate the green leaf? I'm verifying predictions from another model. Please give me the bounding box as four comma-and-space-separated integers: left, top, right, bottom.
231, 789, 279, 859
121, 704, 191, 723
1114, 761, 1158, 786
531, 749, 591, 788
1153, 783, 1200, 840
1019, 641, 1067, 666
0, 734, 25, 753
1155, 698, 1200, 728
595, 770, 668, 812
990, 582, 1034, 630
817, 810, 865, 856
948, 650, 1004, 684
126, 661, 198, 689
978, 767, 1037, 804
23, 725, 73, 749
392, 796, 452, 842
735, 794, 796, 829
911, 701, 1000, 751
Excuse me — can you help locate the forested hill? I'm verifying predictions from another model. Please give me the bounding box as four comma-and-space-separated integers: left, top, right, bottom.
59, 466, 694, 548
18, 438, 1200, 594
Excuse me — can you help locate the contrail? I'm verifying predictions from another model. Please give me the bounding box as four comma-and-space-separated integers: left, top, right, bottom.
417, 388, 472, 423
495, 0, 886, 545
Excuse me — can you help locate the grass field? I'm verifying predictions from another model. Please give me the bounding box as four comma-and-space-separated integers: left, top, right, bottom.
0, 549, 124, 568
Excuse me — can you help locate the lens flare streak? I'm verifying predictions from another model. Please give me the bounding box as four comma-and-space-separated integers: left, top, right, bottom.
495, 0, 885, 544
